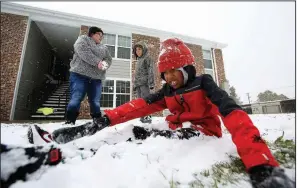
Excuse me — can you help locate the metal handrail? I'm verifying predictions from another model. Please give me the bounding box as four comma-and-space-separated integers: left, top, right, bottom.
57, 85, 70, 118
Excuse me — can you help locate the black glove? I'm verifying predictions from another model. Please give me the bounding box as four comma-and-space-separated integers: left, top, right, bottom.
133, 126, 152, 140
151, 129, 173, 138
248, 165, 295, 188
176, 128, 200, 139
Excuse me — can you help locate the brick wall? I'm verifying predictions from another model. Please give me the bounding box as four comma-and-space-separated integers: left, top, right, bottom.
1, 13, 28, 121
184, 43, 205, 75
214, 49, 226, 87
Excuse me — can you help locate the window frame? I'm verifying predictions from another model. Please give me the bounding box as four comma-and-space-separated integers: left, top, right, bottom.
101, 33, 132, 61
100, 78, 131, 110
202, 48, 217, 84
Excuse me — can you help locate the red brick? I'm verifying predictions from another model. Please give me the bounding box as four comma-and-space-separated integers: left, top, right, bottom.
1, 13, 28, 121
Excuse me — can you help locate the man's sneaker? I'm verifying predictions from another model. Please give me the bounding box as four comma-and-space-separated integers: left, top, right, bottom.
28, 125, 53, 145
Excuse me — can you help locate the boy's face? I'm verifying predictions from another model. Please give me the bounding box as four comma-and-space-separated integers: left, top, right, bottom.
136, 47, 143, 57
164, 69, 184, 89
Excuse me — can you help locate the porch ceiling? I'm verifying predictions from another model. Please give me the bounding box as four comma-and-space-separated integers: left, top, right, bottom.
35, 21, 79, 64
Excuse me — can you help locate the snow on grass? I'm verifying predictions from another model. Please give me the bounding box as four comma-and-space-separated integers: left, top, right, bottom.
1, 113, 295, 188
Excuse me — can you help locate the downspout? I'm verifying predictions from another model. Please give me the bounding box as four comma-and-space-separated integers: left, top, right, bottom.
10, 18, 32, 120
212, 48, 220, 85
130, 33, 133, 101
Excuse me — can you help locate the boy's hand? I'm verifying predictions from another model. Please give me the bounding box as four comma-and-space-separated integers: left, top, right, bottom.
248, 165, 295, 188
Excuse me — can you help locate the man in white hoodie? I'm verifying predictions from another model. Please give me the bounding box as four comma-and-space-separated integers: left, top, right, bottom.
66, 26, 112, 124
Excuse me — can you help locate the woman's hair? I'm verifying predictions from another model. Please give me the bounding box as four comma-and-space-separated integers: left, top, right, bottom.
88, 26, 104, 37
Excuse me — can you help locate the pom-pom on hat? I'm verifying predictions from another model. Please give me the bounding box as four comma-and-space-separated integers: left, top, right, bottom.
158, 38, 194, 73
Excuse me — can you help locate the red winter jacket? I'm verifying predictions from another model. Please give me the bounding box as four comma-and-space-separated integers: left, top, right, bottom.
104, 74, 279, 170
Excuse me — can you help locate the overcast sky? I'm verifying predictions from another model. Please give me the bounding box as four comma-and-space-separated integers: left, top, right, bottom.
15, 2, 295, 103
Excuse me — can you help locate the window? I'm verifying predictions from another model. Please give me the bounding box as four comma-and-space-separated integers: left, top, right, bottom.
100, 80, 114, 108
102, 34, 116, 58
102, 34, 131, 60
116, 80, 130, 106
203, 49, 215, 81
100, 79, 131, 108
117, 36, 131, 59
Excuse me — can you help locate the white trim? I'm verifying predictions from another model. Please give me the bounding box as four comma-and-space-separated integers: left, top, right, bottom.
202, 48, 212, 60
105, 77, 131, 81
101, 78, 131, 108
101, 107, 113, 110
202, 46, 213, 51
1, 2, 227, 49
212, 48, 220, 85
115, 34, 119, 60
10, 18, 32, 120
104, 33, 131, 60
112, 80, 117, 108
202, 48, 219, 85
112, 58, 130, 62
129, 33, 133, 101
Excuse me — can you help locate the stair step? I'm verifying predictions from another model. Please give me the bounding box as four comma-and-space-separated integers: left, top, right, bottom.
35, 111, 65, 114
31, 115, 65, 118
49, 97, 69, 99
55, 88, 68, 91
53, 107, 67, 110
55, 90, 69, 92
45, 100, 68, 104
49, 95, 69, 97
53, 91, 68, 94
42, 104, 67, 107
48, 98, 69, 101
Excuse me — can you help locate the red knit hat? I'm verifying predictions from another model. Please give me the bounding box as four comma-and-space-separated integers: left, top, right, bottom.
158, 38, 194, 73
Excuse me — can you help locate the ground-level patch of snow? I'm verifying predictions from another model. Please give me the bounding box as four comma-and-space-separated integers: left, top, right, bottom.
1, 113, 295, 188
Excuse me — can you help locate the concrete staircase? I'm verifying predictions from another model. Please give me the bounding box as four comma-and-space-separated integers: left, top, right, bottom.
31, 82, 70, 120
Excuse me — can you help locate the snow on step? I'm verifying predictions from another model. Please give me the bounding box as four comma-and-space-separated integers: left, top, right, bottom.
42, 103, 66, 107
36, 111, 65, 114
31, 115, 64, 118
48, 98, 68, 101
45, 101, 68, 104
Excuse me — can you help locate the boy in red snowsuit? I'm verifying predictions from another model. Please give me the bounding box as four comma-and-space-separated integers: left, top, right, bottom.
101, 38, 292, 188
29, 38, 293, 188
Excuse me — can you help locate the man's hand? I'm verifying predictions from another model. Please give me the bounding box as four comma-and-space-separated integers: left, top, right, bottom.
248, 165, 295, 188
97, 61, 109, 70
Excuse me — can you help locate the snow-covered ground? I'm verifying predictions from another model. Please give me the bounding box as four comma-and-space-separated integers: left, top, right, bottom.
1, 113, 296, 188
